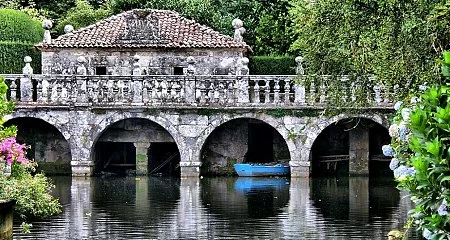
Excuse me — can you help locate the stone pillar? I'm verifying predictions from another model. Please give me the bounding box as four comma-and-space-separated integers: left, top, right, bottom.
20, 56, 33, 102
349, 125, 370, 176
71, 160, 94, 176
180, 161, 202, 177
289, 161, 310, 177
348, 177, 369, 223
0, 200, 15, 240
294, 56, 306, 104
237, 57, 250, 103
134, 142, 150, 175
185, 56, 196, 104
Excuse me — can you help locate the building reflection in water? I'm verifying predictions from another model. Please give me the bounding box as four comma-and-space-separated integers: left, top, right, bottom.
13, 176, 416, 239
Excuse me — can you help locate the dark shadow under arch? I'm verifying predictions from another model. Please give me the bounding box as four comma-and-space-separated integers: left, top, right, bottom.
200, 118, 290, 176
311, 117, 391, 177
92, 118, 181, 176
5, 117, 72, 175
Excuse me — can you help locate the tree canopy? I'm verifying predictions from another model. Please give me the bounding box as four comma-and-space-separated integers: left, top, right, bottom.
289, 0, 450, 96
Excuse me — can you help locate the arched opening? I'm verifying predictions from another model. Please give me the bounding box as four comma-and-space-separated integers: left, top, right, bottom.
93, 118, 180, 176
4, 117, 72, 175
311, 117, 391, 177
200, 118, 290, 176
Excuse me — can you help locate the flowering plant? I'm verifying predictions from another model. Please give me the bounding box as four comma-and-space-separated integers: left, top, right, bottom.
384, 84, 450, 239
0, 76, 61, 221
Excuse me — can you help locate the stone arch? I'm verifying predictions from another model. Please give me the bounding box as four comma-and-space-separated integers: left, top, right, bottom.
86, 111, 183, 156
302, 113, 388, 164
4, 115, 72, 174
195, 113, 291, 159
6, 111, 71, 141
305, 114, 390, 176
197, 113, 291, 175
86, 111, 183, 175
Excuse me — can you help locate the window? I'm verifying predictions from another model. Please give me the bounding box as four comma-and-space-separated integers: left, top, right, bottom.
174, 67, 184, 75
96, 66, 107, 75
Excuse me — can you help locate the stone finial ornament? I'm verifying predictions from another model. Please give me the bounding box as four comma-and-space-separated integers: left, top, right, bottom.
22, 56, 33, 75
232, 18, 245, 42
64, 25, 74, 34
186, 57, 196, 75
42, 19, 53, 44
76, 56, 87, 75
295, 56, 305, 75
237, 57, 249, 75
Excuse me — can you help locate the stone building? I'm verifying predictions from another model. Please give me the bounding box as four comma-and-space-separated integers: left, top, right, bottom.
36, 9, 250, 76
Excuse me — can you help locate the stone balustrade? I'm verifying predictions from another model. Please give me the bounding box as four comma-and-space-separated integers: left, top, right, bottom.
0, 74, 395, 108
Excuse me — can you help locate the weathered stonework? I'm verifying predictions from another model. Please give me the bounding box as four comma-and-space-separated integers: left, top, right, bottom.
7, 108, 391, 177
41, 49, 244, 75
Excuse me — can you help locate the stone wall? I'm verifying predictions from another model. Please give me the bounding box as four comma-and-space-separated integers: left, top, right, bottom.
41, 48, 244, 75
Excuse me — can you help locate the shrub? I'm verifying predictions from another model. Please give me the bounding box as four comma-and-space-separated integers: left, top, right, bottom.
0, 42, 41, 74
249, 56, 296, 75
0, 76, 61, 220
0, 9, 43, 74
0, 8, 43, 43
385, 52, 450, 239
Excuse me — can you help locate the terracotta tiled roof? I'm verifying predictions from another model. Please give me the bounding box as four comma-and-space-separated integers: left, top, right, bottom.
36, 9, 250, 51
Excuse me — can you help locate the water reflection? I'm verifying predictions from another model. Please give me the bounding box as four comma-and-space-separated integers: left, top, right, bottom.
13, 176, 417, 239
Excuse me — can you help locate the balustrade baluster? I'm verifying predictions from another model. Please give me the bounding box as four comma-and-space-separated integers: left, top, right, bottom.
383, 82, 391, 104
264, 80, 270, 103
309, 79, 315, 104
142, 79, 149, 104
319, 76, 327, 104
218, 80, 225, 104
274, 78, 280, 104
253, 79, 261, 103
226, 81, 233, 104
199, 80, 206, 104
8, 79, 17, 102
284, 78, 290, 104
174, 80, 182, 103
60, 81, 68, 104
373, 85, 382, 104
92, 79, 99, 104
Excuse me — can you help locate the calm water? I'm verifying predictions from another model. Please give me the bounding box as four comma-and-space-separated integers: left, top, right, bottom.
12, 176, 418, 239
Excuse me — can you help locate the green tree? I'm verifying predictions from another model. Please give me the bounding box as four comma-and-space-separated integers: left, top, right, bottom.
55, 0, 111, 33
289, 0, 450, 98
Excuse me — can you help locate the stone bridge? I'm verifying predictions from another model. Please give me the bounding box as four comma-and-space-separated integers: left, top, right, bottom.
1, 72, 394, 177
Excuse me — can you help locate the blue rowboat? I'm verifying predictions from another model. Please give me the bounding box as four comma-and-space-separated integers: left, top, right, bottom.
234, 163, 290, 177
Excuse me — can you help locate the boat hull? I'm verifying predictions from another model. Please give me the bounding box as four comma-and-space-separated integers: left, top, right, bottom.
234, 163, 290, 177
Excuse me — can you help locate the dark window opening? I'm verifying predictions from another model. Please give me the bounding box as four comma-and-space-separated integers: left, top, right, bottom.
174, 67, 184, 75
96, 66, 107, 75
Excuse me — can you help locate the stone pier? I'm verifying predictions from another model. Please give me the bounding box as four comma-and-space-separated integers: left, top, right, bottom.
349, 125, 370, 176
0, 200, 15, 240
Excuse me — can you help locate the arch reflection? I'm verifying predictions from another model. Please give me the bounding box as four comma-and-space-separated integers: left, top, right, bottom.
201, 177, 290, 219
310, 177, 400, 223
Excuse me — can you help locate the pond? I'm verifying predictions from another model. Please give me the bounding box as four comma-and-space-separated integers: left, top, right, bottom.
13, 176, 419, 239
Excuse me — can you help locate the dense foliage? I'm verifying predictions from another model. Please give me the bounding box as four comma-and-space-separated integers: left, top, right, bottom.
0, 8, 43, 43
0, 76, 61, 220
289, 0, 450, 98
249, 56, 296, 75
0, 9, 43, 73
110, 0, 291, 56
55, 0, 111, 33
385, 53, 450, 239
0, 42, 41, 74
